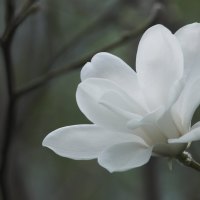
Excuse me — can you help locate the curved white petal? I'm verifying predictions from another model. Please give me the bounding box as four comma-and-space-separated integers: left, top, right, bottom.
99, 90, 145, 116
81, 52, 136, 82
76, 78, 143, 131
175, 23, 200, 80
167, 79, 184, 108
191, 121, 200, 129
168, 126, 200, 143
157, 109, 180, 139
136, 24, 184, 111
127, 106, 164, 129
42, 125, 141, 160
153, 143, 186, 156
172, 78, 200, 133
127, 107, 167, 145
81, 52, 146, 107
98, 142, 152, 172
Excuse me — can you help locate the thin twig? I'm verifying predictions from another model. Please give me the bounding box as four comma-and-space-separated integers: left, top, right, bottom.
2, 0, 40, 43
16, 3, 162, 98
0, 1, 16, 199
0, 1, 39, 199
177, 151, 200, 172
45, 0, 121, 71
5, 0, 14, 26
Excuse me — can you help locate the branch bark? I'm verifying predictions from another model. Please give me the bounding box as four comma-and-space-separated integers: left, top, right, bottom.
0, 1, 39, 199
177, 151, 200, 172
0, 1, 16, 199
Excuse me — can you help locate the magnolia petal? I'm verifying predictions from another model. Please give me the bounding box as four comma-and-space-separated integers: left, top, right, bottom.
191, 121, 200, 129
76, 78, 142, 131
167, 79, 184, 108
172, 78, 200, 133
153, 143, 186, 156
81, 52, 136, 82
175, 23, 200, 80
98, 142, 152, 172
168, 126, 200, 143
136, 24, 183, 111
42, 125, 140, 160
99, 90, 144, 116
157, 109, 181, 139
127, 106, 164, 129
81, 52, 146, 107
127, 107, 167, 145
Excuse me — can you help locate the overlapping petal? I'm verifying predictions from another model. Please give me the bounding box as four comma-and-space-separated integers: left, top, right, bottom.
136, 24, 184, 111
127, 107, 166, 145
43, 23, 200, 172
172, 78, 200, 133
81, 52, 146, 108
98, 142, 152, 172
42, 125, 142, 160
157, 109, 181, 139
76, 78, 143, 131
168, 126, 200, 144
175, 23, 200, 80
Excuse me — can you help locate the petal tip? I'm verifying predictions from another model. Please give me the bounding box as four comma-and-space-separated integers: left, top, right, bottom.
42, 136, 49, 147
168, 138, 186, 144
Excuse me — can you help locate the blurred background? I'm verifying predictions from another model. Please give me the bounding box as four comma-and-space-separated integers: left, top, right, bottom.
0, 0, 200, 199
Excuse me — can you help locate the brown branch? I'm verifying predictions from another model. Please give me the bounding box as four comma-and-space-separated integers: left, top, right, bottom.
0, 1, 40, 200
2, 0, 40, 43
16, 3, 163, 98
177, 151, 200, 172
5, 0, 14, 26
0, 2, 16, 200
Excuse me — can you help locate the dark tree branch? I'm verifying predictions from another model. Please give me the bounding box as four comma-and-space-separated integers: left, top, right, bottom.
0, 2, 162, 199
5, 0, 14, 26
2, 0, 40, 43
0, 2, 16, 200
16, 3, 162, 98
0, 1, 40, 200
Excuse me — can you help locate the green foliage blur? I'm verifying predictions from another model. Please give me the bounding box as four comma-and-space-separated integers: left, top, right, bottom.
0, 0, 200, 199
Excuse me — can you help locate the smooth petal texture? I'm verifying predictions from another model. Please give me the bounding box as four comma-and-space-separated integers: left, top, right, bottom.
191, 121, 200, 129
153, 143, 186, 156
167, 79, 184, 108
136, 24, 183, 111
76, 78, 143, 131
156, 109, 181, 139
81, 52, 146, 108
81, 52, 136, 82
42, 125, 141, 160
172, 78, 200, 133
98, 142, 152, 172
168, 126, 200, 143
99, 90, 144, 117
175, 23, 200, 80
127, 106, 164, 129
127, 107, 167, 145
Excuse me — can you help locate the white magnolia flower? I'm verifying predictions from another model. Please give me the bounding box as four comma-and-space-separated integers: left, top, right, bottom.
43, 23, 200, 172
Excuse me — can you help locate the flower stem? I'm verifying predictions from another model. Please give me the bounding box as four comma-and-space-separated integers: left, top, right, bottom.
177, 151, 200, 172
